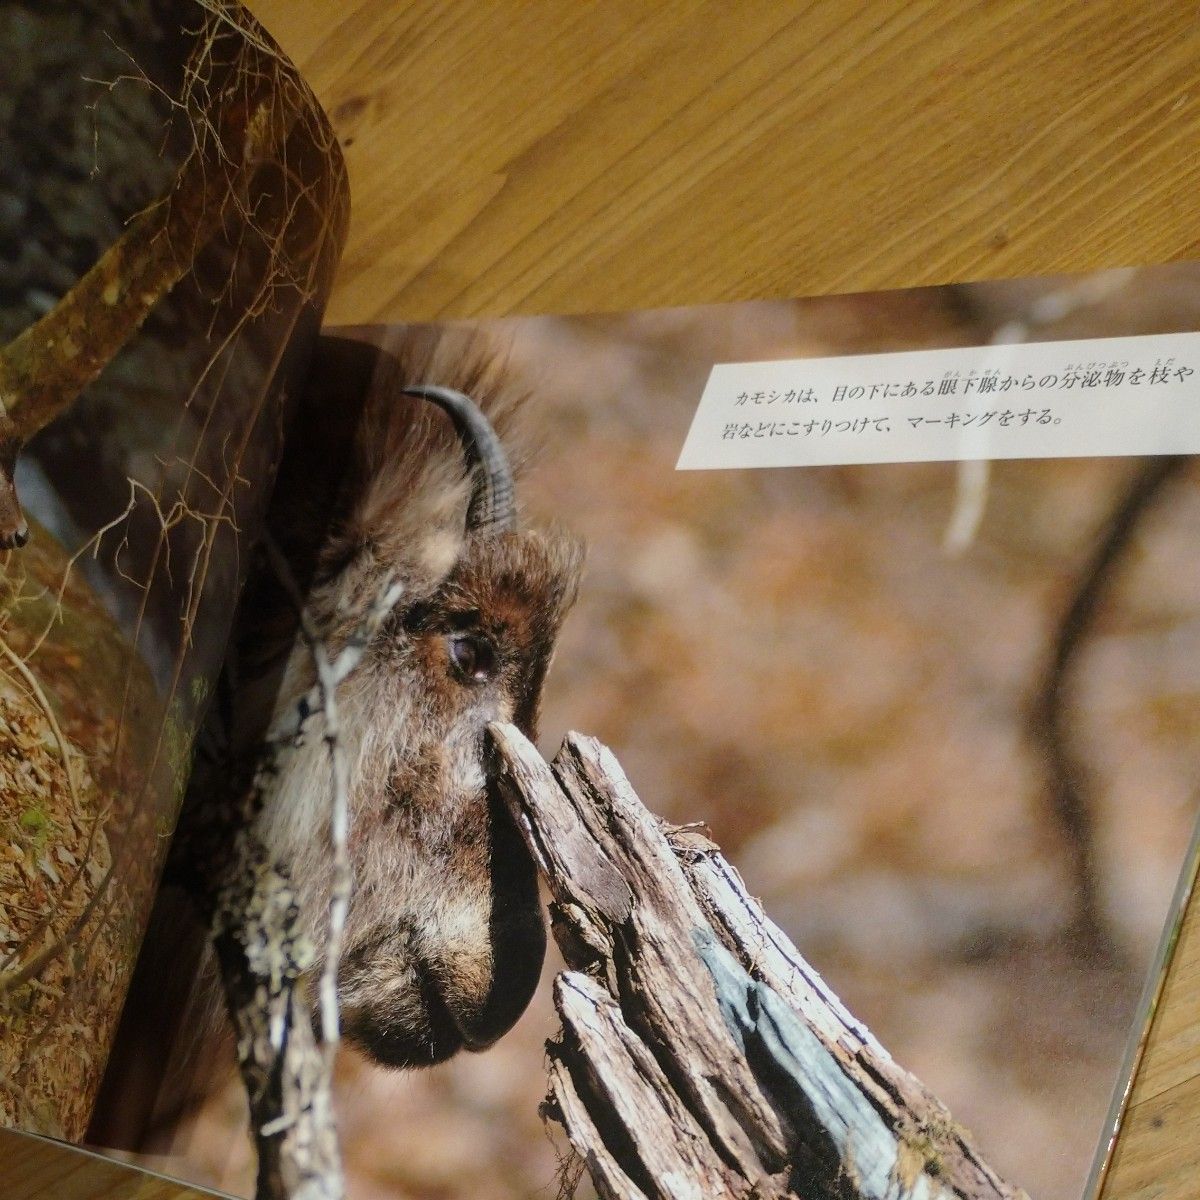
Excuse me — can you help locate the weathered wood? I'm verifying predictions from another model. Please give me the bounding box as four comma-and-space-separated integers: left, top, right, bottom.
489, 723, 1031, 1200
191, 570, 403, 1200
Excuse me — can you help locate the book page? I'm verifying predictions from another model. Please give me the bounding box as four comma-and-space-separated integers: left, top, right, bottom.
0, 0, 347, 1146
128, 261, 1200, 1200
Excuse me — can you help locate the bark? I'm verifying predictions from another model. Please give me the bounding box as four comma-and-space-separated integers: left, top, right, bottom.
186, 569, 403, 1200
209, 831, 339, 1200
489, 724, 1031, 1200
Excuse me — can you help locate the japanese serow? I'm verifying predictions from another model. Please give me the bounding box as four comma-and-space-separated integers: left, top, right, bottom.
224, 331, 582, 1066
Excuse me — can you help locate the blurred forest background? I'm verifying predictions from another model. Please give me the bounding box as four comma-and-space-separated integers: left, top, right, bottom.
160, 264, 1200, 1200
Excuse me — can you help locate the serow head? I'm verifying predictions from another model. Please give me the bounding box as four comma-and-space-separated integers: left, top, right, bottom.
259, 366, 581, 1068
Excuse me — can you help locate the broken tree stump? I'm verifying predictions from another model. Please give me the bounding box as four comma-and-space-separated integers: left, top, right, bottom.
488, 723, 1031, 1200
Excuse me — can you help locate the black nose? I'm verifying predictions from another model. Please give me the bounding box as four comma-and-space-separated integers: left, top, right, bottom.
456, 785, 547, 1049
339, 786, 548, 1069
455, 918, 546, 1052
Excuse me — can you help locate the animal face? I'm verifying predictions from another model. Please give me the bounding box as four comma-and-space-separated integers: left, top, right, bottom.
245, 335, 582, 1067
335, 530, 579, 1063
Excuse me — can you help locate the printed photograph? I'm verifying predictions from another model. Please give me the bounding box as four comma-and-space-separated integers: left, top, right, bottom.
0, 0, 346, 1144
137, 263, 1200, 1200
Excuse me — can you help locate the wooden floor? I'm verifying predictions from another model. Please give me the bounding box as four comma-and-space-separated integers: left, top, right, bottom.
0, 1130, 217, 1200
8, 2, 1200, 1196
253, 0, 1200, 327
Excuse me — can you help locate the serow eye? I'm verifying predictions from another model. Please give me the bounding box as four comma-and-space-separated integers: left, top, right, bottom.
447, 633, 497, 684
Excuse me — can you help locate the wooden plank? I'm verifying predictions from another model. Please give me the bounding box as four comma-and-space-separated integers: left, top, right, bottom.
244, 1, 1200, 325
0, 1129, 221, 1200
1102, 1072, 1200, 1200
1101, 876, 1200, 1199
1123, 876, 1200, 1107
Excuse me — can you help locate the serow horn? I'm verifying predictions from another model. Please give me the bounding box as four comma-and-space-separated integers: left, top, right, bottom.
402, 384, 517, 534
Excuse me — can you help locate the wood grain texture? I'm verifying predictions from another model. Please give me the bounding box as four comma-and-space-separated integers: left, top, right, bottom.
0, 1129, 221, 1199
233, 4, 1200, 1199
1103, 888, 1200, 1200
245, 0, 1200, 326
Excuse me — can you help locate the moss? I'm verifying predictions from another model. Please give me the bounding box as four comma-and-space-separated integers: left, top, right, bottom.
14, 804, 58, 851
17, 805, 50, 834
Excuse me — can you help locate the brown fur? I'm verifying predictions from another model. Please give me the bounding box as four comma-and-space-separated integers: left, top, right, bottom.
233, 328, 582, 1065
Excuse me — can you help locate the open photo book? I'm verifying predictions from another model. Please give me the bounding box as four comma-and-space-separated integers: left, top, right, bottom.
2, 3, 1200, 1199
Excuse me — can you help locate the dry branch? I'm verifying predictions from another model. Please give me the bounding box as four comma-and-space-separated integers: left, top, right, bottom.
1031, 453, 1188, 959
190, 567, 402, 1200
489, 724, 1031, 1200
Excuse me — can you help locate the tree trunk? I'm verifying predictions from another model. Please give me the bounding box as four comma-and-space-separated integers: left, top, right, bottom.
488, 724, 1031, 1200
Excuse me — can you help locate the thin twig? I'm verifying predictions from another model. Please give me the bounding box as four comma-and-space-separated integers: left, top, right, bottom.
0, 862, 117, 998
260, 535, 403, 1060
204, 555, 404, 1200
0, 632, 81, 805
0, 631, 111, 982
